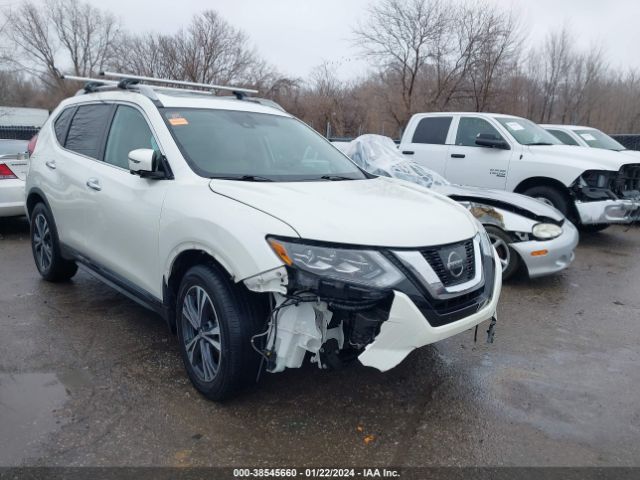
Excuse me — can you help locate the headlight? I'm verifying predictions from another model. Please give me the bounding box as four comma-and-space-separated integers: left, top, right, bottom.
532, 223, 562, 240
267, 237, 403, 289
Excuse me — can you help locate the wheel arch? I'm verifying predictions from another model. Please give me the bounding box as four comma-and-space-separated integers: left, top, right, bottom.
163, 248, 235, 333
513, 176, 572, 196
26, 188, 52, 220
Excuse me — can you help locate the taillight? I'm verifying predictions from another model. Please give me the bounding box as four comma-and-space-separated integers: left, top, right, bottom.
0, 163, 17, 179
27, 134, 38, 156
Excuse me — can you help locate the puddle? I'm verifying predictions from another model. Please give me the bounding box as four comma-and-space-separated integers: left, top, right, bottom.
0, 373, 69, 465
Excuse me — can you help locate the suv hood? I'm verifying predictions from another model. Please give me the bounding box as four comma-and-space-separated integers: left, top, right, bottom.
437, 184, 565, 223
209, 177, 477, 247
527, 145, 634, 171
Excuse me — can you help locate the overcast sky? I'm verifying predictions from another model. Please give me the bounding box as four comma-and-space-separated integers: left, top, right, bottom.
86, 0, 639, 80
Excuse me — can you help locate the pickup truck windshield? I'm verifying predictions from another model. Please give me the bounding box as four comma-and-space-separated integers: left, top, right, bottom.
162, 108, 366, 181
574, 129, 625, 151
494, 117, 562, 146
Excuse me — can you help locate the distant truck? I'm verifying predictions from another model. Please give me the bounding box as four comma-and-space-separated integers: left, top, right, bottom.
398, 112, 640, 230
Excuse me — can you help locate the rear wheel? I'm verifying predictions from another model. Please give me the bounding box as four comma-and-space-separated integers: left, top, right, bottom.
30, 203, 77, 282
176, 264, 262, 401
485, 225, 520, 281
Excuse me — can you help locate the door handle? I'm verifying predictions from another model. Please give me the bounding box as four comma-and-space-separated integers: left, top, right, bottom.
451, 154, 466, 158
45, 160, 56, 170
402, 150, 415, 155
86, 178, 102, 191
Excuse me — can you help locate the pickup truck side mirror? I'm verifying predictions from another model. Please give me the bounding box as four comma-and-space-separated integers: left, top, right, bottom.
475, 133, 510, 150
128, 149, 173, 180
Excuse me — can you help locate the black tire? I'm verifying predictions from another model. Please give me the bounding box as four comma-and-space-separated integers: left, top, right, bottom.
30, 203, 78, 282
485, 225, 520, 281
522, 185, 570, 217
176, 264, 262, 401
579, 224, 610, 233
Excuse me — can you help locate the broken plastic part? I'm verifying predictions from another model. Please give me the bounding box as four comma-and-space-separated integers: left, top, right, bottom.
486, 316, 497, 344
243, 267, 288, 294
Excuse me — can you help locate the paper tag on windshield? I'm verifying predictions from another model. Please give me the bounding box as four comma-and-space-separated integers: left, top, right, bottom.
580, 133, 596, 141
506, 122, 524, 131
169, 117, 189, 126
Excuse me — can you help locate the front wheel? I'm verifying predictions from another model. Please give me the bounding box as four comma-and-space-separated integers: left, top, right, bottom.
176, 264, 261, 401
485, 226, 520, 281
521, 185, 570, 217
30, 203, 77, 282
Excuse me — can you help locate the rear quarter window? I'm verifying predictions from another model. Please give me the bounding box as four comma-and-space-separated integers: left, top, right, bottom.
64, 104, 113, 159
53, 107, 76, 146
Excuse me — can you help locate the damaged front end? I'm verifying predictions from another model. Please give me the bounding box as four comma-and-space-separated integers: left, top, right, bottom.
243, 234, 501, 374
571, 165, 640, 224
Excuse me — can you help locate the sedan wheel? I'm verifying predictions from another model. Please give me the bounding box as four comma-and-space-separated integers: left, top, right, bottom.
484, 225, 520, 280
181, 285, 222, 383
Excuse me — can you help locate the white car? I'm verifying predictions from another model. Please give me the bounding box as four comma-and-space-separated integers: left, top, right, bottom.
336, 135, 579, 280
399, 113, 640, 231
542, 124, 640, 161
0, 139, 30, 217
25, 73, 501, 400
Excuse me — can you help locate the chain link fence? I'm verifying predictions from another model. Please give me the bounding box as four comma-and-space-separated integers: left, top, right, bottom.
611, 134, 640, 151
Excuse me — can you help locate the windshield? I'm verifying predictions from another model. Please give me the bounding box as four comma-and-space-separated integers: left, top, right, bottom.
494, 117, 562, 146
162, 108, 366, 181
0, 140, 28, 155
574, 129, 625, 151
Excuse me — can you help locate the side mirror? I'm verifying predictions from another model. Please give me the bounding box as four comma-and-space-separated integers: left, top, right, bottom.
128, 148, 155, 174
475, 133, 510, 150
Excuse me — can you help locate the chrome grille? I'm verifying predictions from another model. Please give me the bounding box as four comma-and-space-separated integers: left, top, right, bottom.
420, 239, 475, 287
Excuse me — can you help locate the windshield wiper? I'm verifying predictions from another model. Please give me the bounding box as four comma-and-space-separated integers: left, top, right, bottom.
320, 175, 354, 181
525, 142, 554, 146
211, 175, 273, 182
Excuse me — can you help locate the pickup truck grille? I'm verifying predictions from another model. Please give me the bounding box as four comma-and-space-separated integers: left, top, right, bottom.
420, 239, 475, 287
617, 164, 640, 197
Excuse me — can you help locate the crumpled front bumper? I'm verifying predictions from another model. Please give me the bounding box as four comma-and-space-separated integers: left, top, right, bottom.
510, 221, 579, 278
575, 198, 640, 225
358, 251, 502, 372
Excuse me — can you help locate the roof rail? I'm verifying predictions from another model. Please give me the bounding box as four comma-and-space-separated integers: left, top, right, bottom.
59, 73, 285, 110
100, 71, 258, 98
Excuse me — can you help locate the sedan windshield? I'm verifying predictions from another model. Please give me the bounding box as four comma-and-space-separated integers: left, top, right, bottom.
494, 117, 562, 146
162, 108, 367, 181
574, 129, 625, 151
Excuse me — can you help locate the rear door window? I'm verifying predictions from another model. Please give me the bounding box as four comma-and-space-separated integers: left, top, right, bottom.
64, 104, 113, 159
412, 117, 452, 144
104, 106, 156, 169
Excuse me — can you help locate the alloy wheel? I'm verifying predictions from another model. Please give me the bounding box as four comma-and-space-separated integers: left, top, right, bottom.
181, 285, 222, 382
33, 213, 53, 272
535, 196, 555, 208
489, 233, 510, 272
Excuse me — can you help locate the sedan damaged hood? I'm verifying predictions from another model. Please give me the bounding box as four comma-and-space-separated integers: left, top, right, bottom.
209, 177, 477, 248
436, 184, 565, 223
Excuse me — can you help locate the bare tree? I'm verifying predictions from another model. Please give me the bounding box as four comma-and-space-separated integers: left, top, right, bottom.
4, 0, 120, 88
354, 0, 448, 127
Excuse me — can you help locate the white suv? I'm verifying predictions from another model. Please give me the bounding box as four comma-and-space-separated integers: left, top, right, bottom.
26, 75, 501, 400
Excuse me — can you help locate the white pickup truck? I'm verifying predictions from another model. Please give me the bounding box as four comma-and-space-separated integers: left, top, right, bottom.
399, 113, 640, 230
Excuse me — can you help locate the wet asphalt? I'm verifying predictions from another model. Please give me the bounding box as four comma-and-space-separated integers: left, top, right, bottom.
0, 216, 639, 467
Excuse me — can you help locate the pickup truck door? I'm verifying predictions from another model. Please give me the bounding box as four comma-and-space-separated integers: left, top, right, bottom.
399, 115, 453, 175
445, 115, 513, 189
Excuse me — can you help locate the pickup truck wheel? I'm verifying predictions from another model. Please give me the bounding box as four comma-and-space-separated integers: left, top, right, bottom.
176, 264, 261, 401
30, 203, 78, 282
485, 226, 520, 280
522, 185, 569, 216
